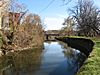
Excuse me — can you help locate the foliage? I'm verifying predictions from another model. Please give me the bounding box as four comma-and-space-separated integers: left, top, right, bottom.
0, 13, 44, 50
0, 0, 44, 50
12, 14, 44, 49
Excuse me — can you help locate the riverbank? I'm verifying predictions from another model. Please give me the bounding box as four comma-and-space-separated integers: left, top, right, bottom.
77, 37, 100, 75
56, 36, 100, 75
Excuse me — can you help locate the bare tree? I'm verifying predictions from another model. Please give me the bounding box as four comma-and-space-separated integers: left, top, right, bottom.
69, 0, 100, 36
12, 14, 44, 49
62, 0, 72, 6
61, 16, 75, 36
0, 0, 28, 50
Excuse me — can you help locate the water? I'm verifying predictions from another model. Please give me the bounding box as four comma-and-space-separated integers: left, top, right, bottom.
0, 42, 86, 75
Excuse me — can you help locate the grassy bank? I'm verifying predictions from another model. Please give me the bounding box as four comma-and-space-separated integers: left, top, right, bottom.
77, 37, 100, 75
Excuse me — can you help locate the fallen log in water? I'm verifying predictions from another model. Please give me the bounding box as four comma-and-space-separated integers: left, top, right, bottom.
56, 37, 94, 57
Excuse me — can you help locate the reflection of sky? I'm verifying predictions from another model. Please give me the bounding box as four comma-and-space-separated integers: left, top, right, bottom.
34, 42, 85, 75
35, 42, 66, 75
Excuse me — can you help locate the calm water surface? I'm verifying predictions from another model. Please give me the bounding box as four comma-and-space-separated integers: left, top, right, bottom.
0, 42, 86, 75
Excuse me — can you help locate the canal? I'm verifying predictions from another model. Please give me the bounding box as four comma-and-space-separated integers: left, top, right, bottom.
0, 41, 86, 75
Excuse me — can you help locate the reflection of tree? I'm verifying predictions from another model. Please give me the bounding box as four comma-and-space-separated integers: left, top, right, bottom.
14, 49, 42, 72
0, 48, 43, 75
63, 47, 76, 58
63, 47, 87, 71
58, 41, 68, 49
59, 41, 79, 67
62, 47, 79, 72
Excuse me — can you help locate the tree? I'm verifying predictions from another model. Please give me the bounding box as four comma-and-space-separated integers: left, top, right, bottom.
0, 0, 28, 50
69, 0, 100, 36
62, 0, 72, 6
61, 16, 75, 36
12, 14, 44, 49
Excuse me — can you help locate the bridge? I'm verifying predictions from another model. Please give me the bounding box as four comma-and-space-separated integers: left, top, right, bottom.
44, 30, 60, 41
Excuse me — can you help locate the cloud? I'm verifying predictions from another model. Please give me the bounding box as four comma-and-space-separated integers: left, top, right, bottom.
44, 17, 64, 30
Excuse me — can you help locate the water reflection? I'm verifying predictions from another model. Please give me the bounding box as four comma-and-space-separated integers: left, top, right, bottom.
0, 42, 86, 75
0, 49, 42, 75
49, 42, 86, 75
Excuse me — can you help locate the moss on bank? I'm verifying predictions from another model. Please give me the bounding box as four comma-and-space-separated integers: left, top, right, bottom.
77, 37, 100, 75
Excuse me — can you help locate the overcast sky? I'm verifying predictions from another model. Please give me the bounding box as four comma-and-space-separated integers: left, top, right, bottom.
20, 0, 100, 30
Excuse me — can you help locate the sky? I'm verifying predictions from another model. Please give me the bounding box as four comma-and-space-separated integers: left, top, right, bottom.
19, 0, 100, 30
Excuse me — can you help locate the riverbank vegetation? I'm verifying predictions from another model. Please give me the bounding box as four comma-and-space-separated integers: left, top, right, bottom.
0, 0, 44, 54
0, 13, 44, 52
12, 14, 44, 50
77, 37, 100, 75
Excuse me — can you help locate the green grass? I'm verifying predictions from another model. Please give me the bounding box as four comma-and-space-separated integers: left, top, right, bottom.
77, 37, 100, 75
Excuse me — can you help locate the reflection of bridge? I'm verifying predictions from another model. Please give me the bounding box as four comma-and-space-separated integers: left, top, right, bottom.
44, 30, 60, 41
